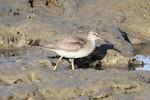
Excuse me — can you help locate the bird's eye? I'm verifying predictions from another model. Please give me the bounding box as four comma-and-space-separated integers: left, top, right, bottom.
94, 32, 98, 37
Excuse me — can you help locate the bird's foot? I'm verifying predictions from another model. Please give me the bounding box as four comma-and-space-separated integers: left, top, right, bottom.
52, 65, 57, 71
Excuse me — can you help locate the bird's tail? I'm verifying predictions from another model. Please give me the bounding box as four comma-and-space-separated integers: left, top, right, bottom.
40, 43, 54, 49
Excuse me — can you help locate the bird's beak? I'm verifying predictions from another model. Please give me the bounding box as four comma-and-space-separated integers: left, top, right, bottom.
98, 35, 102, 40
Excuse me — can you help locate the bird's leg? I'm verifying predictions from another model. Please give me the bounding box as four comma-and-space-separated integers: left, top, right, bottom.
69, 59, 75, 70
52, 56, 63, 70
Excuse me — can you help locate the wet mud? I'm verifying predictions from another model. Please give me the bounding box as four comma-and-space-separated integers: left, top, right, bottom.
0, 0, 150, 99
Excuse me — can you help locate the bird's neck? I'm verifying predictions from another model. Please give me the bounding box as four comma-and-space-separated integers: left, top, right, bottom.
87, 36, 96, 43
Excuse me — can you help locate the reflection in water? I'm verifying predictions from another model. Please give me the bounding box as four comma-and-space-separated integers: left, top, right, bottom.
135, 55, 150, 71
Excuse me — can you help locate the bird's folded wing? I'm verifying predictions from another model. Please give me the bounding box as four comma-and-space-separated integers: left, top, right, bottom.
54, 37, 87, 52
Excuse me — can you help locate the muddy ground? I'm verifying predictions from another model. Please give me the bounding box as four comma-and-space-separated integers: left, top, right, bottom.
0, 0, 150, 99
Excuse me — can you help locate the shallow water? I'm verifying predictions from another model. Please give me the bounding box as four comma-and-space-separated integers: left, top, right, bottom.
135, 55, 150, 71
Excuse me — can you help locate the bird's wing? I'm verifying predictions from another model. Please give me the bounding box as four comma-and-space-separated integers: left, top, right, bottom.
53, 36, 88, 52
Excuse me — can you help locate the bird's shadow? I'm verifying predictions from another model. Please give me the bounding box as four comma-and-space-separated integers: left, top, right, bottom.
75, 43, 121, 69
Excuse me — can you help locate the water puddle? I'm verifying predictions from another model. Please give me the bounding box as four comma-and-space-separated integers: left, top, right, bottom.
135, 55, 150, 71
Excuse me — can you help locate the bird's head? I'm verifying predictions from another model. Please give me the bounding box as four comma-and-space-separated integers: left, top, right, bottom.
88, 30, 102, 41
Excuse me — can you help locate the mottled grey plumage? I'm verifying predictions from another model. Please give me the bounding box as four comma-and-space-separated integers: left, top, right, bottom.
41, 36, 89, 52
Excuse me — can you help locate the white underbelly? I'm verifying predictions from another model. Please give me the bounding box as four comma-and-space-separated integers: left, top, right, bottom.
51, 47, 95, 58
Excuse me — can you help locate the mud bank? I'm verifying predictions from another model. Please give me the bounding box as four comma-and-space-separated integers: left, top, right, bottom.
0, 67, 150, 100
